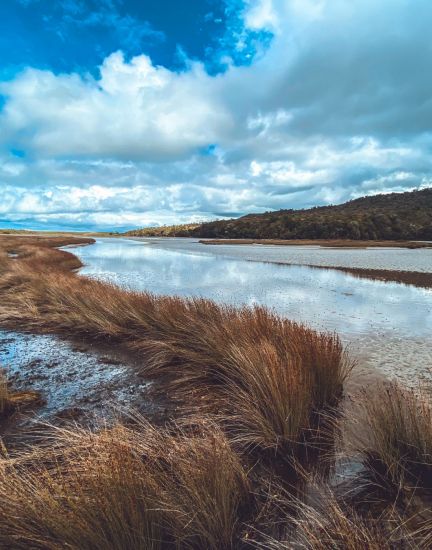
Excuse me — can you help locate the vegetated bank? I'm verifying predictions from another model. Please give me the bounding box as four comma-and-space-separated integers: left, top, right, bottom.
0, 235, 431, 548
125, 188, 432, 241
0, 235, 349, 452
316, 265, 432, 289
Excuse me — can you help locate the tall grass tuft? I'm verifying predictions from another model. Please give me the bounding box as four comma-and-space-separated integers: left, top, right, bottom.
0, 370, 40, 417
0, 372, 10, 416
359, 383, 432, 492
0, 418, 250, 550
247, 485, 416, 549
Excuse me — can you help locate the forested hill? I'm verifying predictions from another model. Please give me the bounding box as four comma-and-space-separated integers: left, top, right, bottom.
126, 188, 432, 240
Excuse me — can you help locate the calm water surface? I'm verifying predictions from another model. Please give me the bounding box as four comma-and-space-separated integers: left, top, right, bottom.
74, 238, 432, 385
129, 237, 432, 272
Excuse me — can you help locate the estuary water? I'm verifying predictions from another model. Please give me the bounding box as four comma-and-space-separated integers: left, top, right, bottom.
73, 238, 432, 386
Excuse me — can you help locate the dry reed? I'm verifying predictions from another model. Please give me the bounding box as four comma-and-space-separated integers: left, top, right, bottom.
0, 236, 352, 454
247, 484, 419, 549
358, 383, 432, 492
0, 418, 250, 550
0, 370, 40, 417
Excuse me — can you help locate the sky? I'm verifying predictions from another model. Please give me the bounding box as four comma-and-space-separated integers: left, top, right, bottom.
0, 0, 431, 231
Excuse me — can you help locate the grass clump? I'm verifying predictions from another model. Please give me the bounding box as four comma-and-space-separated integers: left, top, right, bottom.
0, 370, 40, 418
244, 475, 424, 549
251, 489, 414, 549
359, 383, 432, 492
0, 373, 10, 416
0, 419, 250, 550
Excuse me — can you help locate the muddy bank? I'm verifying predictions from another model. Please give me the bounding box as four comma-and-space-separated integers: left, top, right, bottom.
0, 330, 154, 424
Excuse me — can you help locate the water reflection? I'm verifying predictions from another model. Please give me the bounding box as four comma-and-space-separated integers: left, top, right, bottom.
74, 239, 432, 339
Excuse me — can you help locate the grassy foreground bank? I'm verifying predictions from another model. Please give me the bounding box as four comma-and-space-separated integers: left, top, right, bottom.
0, 235, 431, 548
0, 235, 350, 452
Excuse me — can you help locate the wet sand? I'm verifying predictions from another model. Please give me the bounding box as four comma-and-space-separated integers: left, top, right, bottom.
0, 330, 155, 423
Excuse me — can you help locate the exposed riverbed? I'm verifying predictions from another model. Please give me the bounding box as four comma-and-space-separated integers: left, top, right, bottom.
0, 330, 152, 422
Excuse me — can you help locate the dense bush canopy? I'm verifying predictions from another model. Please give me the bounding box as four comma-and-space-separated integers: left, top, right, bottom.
127, 189, 432, 240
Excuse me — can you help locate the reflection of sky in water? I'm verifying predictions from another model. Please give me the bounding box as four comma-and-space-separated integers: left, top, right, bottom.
74, 239, 432, 339
128, 237, 432, 272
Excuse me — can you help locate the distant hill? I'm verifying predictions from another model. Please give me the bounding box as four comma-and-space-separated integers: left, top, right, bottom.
125, 188, 432, 241
125, 223, 201, 237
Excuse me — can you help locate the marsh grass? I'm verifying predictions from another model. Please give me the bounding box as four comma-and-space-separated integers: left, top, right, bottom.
359, 383, 432, 493
0, 236, 352, 455
1, 418, 429, 550
0, 237, 431, 548
0, 372, 10, 416
0, 419, 250, 550
0, 370, 40, 417
264, 498, 410, 549
245, 479, 420, 549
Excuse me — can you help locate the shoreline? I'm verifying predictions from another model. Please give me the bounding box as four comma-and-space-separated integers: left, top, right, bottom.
0, 234, 349, 441
198, 237, 432, 248
317, 264, 432, 289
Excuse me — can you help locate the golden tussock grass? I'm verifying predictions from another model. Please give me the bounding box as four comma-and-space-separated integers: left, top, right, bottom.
358, 383, 432, 492
248, 486, 419, 549
0, 372, 10, 416
0, 418, 250, 550
0, 370, 40, 417
0, 235, 352, 454
1, 417, 429, 550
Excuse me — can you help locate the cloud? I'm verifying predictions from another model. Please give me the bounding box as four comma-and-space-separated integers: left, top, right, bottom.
1, 0, 432, 229
0, 51, 233, 161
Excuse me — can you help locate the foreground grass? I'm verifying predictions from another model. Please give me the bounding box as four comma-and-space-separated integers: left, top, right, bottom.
1, 236, 431, 547
359, 383, 432, 492
251, 493, 420, 550
1, 417, 430, 550
0, 419, 250, 550
0, 235, 351, 454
